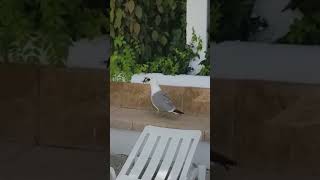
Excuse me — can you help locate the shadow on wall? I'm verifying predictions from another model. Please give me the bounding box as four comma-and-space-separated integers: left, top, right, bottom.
0, 64, 108, 149
211, 78, 320, 175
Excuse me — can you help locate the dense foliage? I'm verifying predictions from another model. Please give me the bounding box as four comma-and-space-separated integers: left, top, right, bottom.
210, 0, 261, 42
110, 29, 205, 81
0, 0, 108, 66
278, 0, 320, 45
110, 0, 209, 82
110, 0, 188, 62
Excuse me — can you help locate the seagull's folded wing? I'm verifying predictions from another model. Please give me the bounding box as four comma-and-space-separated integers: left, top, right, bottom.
153, 91, 176, 111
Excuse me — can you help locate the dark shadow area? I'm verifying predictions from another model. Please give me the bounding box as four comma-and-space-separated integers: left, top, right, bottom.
0, 0, 110, 179
211, 0, 320, 179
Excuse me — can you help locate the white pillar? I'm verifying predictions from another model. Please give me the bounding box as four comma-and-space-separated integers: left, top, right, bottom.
186, 0, 209, 75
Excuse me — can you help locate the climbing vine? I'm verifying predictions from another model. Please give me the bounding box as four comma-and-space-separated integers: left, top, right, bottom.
110, 0, 209, 82
110, 28, 206, 82
110, 0, 187, 62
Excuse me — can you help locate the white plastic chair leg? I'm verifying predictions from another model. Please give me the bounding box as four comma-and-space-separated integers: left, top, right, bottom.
110, 167, 116, 180
197, 165, 206, 180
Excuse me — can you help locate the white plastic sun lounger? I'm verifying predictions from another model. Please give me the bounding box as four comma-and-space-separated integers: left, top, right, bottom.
110, 125, 206, 180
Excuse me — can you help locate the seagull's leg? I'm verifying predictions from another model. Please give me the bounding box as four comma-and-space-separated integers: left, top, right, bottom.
156, 108, 160, 115
152, 105, 160, 114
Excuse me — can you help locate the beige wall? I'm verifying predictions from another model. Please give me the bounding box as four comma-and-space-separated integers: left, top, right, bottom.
110, 82, 210, 116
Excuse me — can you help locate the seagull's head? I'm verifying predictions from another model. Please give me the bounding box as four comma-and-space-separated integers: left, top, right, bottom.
142, 77, 151, 84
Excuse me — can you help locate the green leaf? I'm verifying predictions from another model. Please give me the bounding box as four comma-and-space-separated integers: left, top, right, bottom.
157, 6, 164, 13
156, 0, 162, 6
129, 22, 134, 33
126, 0, 135, 14
171, 1, 177, 10
110, 9, 115, 23
168, 0, 174, 7
110, 26, 115, 38
111, 0, 116, 9
160, 36, 167, 45
133, 23, 141, 35
152, 31, 159, 41
135, 5, 143, 19
114, 9, 123, 29
155, 15, 161, 26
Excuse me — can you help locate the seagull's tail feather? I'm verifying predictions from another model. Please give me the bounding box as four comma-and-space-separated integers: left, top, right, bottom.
173, 109, 184, 114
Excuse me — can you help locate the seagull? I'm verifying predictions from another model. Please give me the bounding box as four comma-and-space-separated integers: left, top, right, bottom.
142, 77, 184, 115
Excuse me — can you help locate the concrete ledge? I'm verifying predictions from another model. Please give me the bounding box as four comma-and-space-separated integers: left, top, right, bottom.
110, 82, 210, 116
110, 107, 210, 142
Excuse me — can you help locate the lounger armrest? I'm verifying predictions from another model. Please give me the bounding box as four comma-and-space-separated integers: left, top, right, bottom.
110, 167, 116, 180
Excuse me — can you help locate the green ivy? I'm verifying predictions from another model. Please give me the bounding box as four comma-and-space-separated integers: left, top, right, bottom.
110, 36, 148, 82
111, 28, 206, 81
110, 0, 210, 81
110, 0, 187, 63
198, 51, 210, 76
0, 0, 108, 66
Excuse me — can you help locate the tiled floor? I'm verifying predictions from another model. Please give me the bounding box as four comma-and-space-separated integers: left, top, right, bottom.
110, 153, 211, 180
111, 107, 210, 141
3, 142, 317, 180
0, 142, 107, 180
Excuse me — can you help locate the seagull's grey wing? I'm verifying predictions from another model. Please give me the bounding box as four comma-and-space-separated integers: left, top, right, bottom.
151, 91, 176, 112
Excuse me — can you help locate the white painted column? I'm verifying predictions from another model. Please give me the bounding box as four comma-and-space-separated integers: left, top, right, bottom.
186, 0, 209, 75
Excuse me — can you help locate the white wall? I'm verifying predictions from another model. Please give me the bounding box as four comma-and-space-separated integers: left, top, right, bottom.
186, 0, 209, 74
110, 128, 210, 168
131, 73, 210, 88
211, 41, 320, 84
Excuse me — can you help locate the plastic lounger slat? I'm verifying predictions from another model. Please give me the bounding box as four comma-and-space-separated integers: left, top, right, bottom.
130, 134, 158, 178
118, 131, 149, 177
154, 137, 181, 180
141, 136, 170, 180
116, 126, 201, 180
167, 138, 192, 180
180, 137, 200, 179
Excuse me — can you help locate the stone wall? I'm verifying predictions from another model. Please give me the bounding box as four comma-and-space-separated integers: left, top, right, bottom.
212, 78, 320, 175
0, 64, 108, 149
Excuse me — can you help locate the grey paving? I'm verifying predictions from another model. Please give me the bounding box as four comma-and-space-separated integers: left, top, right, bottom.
110, 154, 127, 175
211, 166, 320, 180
